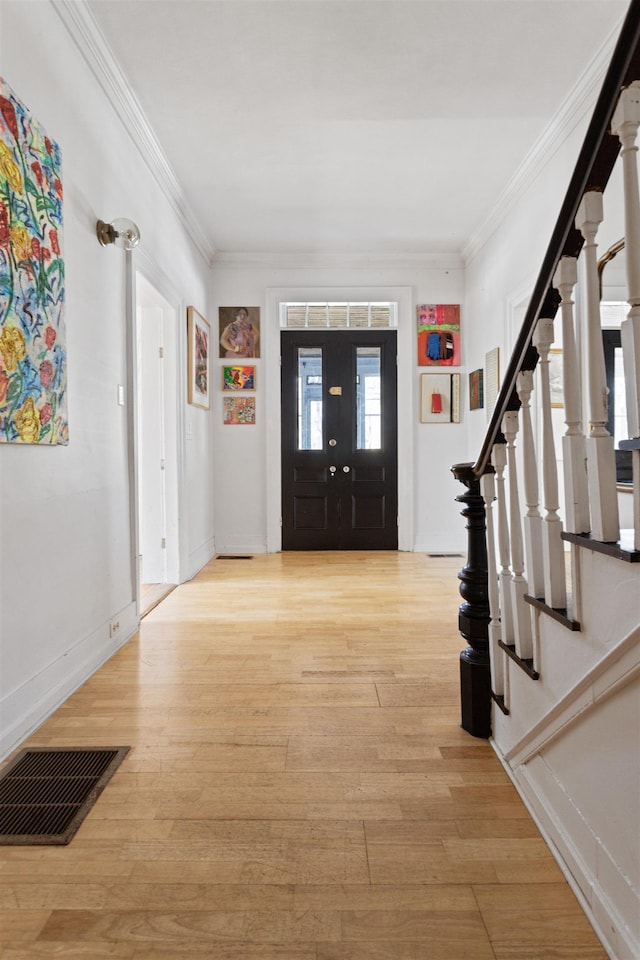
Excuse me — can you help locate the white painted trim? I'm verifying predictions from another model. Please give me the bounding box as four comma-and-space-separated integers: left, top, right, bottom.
134, 251, 188, 585
185, 536, 217, 581
463, 19, 624, 266
125, 253, 140, 615
215, 252, 464, 270
214, 537, 268, 556
493, 742, 635, 960
53, 0, 213, 265
265, 286, 414, 553
505, 624, 640, 765
0, 601, 137, 762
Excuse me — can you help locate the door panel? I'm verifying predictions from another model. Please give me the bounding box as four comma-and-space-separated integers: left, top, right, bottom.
281, 330, 397, 550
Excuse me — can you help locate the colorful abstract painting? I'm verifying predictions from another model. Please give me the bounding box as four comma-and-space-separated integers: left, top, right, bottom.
222, 364, 255, 390
187, 306, 210, 409
0, 78, 67, 444
417, 304, 460, 367
223, 396, 256, 425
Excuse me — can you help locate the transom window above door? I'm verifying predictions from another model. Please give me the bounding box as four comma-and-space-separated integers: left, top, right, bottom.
280, 302, 397, 329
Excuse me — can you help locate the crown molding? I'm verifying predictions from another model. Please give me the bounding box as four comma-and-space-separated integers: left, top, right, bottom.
212, 250, 465, 271
53, 0, 214, 265
462, 17, 624, 266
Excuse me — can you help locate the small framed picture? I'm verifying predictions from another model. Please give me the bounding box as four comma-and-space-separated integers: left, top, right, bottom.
222, 365, 256, 391
549, 348, 564, 408
485, 347, 500, 420
223, 396, 256, 425
469, 369, 484, 411
187, 306, 210, 409
420, 372, 460, 423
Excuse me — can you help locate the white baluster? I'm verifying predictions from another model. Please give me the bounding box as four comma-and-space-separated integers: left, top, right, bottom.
491, 442, 514, 646
481, 471, 506, 702
576, 191, 620, 542
516, 370, 544, 599
553, 256, 590, 533
502, 411, 533, 660
612, 81, 640, 439
533, 318, 567, 609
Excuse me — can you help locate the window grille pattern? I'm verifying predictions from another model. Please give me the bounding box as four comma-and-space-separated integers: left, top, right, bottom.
281, 302, 396, 329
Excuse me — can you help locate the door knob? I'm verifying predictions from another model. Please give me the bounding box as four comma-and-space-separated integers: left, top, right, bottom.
343, 465, 351, 473
329, 466, 337, 474
329, 438, 337, 447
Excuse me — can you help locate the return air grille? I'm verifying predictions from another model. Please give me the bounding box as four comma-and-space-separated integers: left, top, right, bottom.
0, 746, 130, 845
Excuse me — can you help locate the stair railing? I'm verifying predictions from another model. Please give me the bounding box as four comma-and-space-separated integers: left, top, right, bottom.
453, 0, 640, 738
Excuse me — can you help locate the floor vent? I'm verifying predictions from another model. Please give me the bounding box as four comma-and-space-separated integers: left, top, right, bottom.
0, 746, 130, 845
427, 553, 464, 558
216, 555, 254, 560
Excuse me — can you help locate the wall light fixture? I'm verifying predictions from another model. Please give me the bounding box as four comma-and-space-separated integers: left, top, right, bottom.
96, 218, 141, 250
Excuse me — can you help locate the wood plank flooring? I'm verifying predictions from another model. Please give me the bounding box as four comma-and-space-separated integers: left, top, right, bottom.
0, 552, 608, 959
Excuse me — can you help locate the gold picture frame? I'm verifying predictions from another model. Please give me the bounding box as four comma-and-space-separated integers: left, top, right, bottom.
187, 306, 210, 409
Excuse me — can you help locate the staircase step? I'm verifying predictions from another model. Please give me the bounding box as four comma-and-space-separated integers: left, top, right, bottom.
524, 595, 581, 630
562, 530, 640, 562
497, 640, 540, 680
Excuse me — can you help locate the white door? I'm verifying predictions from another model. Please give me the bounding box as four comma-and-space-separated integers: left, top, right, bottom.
138, 303, 166, 583
135, 272, 180, 586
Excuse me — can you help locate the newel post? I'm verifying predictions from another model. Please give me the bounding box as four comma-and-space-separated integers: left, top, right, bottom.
452, 462, 491, 739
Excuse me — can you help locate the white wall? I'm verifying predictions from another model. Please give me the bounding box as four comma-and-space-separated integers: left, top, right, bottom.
210, 258, 468, 555
0, 1, 215, 759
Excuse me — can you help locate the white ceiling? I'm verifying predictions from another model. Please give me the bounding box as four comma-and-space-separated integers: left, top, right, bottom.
86, 0, 628, 259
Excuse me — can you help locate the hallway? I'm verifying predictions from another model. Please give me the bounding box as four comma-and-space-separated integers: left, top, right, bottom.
0, 552, 607, 958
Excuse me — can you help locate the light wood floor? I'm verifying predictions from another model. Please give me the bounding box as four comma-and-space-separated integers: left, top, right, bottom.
0, 552, 607, 959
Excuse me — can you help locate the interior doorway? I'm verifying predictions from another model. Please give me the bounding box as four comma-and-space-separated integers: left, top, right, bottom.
281, 329, 398, 549
135, 272, 180, 615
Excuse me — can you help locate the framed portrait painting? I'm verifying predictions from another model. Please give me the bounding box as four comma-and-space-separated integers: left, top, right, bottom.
187, 306, 210, 408
219, 307, 260, 358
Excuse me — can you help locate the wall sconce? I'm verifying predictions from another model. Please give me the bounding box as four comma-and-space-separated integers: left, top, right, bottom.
96, 218, 141, 250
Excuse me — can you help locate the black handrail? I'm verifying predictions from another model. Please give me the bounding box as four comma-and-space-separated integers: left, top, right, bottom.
473, 0, 640, 477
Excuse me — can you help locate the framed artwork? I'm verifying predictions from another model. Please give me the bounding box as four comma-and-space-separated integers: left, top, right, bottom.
219, 306, 260, 358
417, 304, 461, 367
485, 347, 500, 420
549, 348, 564, 408
0, 79, 67, 444
469, 369, 484, 410
222, 365, 256, 390
420, 373, 460, 423
223, 396, 256, 424
187, 306, 210, 408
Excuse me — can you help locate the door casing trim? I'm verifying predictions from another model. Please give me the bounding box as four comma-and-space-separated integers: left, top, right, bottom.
265, 286, 414, 552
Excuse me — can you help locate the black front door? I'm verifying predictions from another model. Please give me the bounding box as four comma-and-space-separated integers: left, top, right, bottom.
281, 330, 398, 550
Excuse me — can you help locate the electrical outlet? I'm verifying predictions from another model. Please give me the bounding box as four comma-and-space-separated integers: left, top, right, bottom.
109, 619, 120, 638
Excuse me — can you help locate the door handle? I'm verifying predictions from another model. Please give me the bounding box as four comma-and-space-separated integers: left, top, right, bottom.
329, 466, 337, 474
343, 465, 351, 473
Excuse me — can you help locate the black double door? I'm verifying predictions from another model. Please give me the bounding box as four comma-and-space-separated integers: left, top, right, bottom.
281, 330, 398, 550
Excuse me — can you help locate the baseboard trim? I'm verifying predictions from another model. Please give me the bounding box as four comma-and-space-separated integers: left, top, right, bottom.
492, 741, 638, 960
185, 537, 217, 580
0, 601, 138, 762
